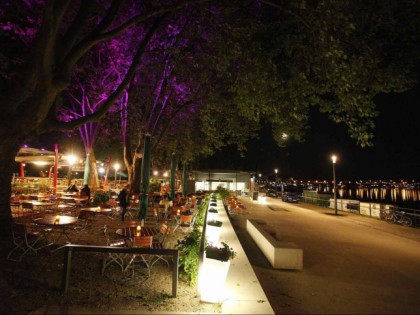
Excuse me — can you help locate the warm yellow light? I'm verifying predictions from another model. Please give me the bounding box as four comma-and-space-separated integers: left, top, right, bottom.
114, 163, 120, 171
136, 225, 141, 237
199, 257, 230, 303
332, 155, 337, 164
55, 215, 60, 224
163, 171, 168, 177
66, 154, 77, 165
33, 161, 48, 166
153, 170, 158, 176
274, 169, 278, 174
206, 225, 221, 245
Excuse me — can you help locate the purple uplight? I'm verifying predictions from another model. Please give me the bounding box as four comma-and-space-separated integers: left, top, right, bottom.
23, 144, 28, 148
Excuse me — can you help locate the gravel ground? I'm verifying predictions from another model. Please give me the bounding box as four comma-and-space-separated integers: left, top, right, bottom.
0, 208, 220, 314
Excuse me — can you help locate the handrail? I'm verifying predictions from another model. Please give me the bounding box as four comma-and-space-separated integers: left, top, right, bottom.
61, 244, 179, 297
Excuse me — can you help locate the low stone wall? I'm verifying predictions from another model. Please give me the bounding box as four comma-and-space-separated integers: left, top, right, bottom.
246, 219, 303, 270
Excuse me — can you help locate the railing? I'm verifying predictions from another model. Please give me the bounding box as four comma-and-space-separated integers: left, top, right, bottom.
61, 244, 179, 297
300, 195, 420, 228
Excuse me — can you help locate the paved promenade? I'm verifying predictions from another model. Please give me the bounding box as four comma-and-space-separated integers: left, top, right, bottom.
230, 195, 420, 314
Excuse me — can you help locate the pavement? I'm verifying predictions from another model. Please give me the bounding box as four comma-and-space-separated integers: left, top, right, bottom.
229, 195, 420, 314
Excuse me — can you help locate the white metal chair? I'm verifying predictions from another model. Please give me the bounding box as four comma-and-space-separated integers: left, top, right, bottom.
101, 225, 129, 274
7, 222, 44, 262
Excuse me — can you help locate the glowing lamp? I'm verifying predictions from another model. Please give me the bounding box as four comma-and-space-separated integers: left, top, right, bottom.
136, 225, 141, 237
55, 215, 60, 224
199, 256, 230, 303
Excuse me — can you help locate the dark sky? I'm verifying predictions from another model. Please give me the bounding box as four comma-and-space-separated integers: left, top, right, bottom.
196, 83, 420, 181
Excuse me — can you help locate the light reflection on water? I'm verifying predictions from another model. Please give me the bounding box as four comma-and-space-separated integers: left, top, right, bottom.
338, 187, 420, 203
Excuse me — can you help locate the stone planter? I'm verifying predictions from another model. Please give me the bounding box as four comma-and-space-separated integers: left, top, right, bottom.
199, 255, 230, 303
206, 224, 221, 244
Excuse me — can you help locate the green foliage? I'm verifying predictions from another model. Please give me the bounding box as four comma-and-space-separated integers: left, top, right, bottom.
176, 227, 202, 286
194, 196, 209, 227
207, 220, 223, 227
205, 242, 236, 262
92, 190, 110, 206
216, 185, 229, 200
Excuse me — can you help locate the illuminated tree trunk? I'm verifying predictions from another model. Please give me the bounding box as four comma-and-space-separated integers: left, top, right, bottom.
87, 150, 100, 190
170, 153, 177, 200
139, 135, 151, 221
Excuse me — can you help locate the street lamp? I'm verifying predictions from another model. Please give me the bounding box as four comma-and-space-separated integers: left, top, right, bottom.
114, 163, 120, 182
66, 154, 77, 186
274, 168, 278, 191
331, 155, 337, 215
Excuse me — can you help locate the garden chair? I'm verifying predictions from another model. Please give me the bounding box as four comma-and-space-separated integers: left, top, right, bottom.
74, 209, 95, 232
125, 235, 153, 279
150, 224, 171, 269
101, 225, 129, 274
7, 222, 44, 262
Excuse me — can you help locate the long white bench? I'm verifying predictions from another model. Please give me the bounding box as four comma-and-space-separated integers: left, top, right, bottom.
246, 219, 303, 270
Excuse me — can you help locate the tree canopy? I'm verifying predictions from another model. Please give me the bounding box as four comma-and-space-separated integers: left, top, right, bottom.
0, 0, 419, 230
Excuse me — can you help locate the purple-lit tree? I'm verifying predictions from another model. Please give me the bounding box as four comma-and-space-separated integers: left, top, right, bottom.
1, 0, 419, 234
0, 0, 211, 233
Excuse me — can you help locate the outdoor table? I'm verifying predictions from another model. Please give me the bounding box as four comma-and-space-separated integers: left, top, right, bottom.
20, 200, 57, 211
116, 226, 159, 239
33, 214, 78, 246
81, 206, 112, 215
59, 196, 88, 205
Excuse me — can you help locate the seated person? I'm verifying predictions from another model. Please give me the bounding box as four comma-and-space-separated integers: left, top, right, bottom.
80, 184, 91, 199
66, 183, 79, 193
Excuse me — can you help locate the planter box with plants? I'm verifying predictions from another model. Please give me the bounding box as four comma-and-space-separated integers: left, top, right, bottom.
200, 242, 236, 303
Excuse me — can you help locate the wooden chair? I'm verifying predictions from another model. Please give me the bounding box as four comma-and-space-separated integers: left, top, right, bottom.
126, 235, 153, 279
150, 224, 170, 269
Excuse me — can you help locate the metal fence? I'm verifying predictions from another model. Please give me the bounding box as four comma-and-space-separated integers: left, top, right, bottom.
300, 195, 420, 228
61, 244, 179, 297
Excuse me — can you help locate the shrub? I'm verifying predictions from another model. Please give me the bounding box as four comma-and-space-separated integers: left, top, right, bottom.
93, 190, 110, 206
177, 228, 202, 286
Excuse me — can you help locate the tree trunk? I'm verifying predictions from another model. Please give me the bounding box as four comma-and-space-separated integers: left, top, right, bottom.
131, 146, 143, 195
0, 139, 23, 237
139, 135, 151, 221
87, 149, 100, 190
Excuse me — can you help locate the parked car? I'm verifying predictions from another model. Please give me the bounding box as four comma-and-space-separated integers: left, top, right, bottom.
266, 189, 279, 198
281, 192, 300, 203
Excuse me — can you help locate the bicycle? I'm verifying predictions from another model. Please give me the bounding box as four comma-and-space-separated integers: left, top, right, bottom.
384, 209, 412, 227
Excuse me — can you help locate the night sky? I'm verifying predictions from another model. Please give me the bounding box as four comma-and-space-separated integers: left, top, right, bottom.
197, 83, 420, 181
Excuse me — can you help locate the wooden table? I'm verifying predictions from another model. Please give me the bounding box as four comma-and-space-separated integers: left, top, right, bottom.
20, 201, 57, 211
116, 226, 159, 239
80, 206, 112, 214
33, 214, 78, 245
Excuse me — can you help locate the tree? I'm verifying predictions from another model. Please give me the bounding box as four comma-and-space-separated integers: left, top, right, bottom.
0, 0, 211, 234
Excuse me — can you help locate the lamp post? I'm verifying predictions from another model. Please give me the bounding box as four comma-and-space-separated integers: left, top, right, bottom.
331, 155, 337, 215
274, 168, 278, 190
114, 163, 120, 182
66, 154, 77, 186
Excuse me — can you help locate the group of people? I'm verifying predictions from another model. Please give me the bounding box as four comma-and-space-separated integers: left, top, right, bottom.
66, 182, 91, 199
64, 182, 135, 223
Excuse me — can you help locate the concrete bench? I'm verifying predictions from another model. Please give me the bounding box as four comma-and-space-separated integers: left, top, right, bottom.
246, 219, 303, 270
